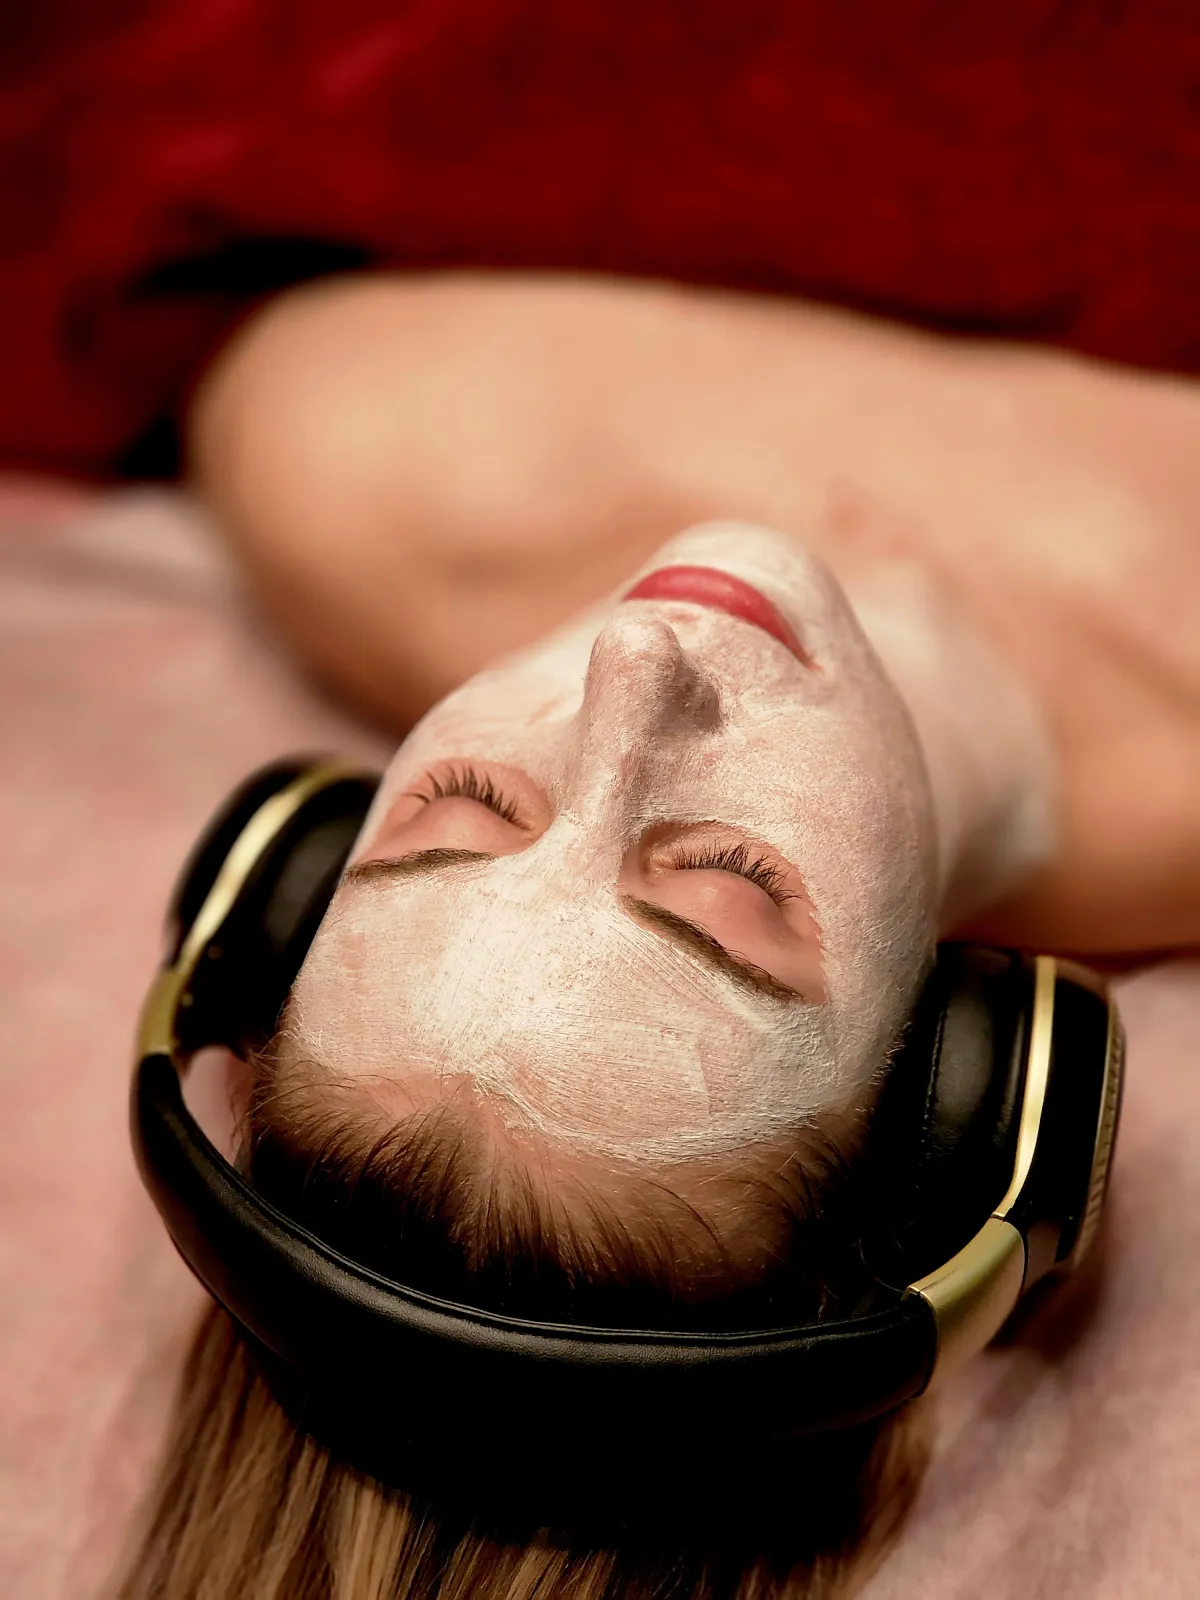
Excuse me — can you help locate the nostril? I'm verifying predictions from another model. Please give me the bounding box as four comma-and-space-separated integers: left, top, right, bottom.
670, 664, 722, 731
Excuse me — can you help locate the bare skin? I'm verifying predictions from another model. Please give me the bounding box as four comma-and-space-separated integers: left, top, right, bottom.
191, 272, 1200, 954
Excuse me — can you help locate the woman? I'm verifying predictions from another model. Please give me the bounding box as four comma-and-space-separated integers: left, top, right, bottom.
119, 273, 1200, 1598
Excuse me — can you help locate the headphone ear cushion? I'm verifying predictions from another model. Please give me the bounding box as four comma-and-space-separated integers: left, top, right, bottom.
868, 944, 1035, 1284
172, 762, 380, 1054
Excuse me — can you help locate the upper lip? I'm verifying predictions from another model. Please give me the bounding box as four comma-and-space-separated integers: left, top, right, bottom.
621, 565, 813, 665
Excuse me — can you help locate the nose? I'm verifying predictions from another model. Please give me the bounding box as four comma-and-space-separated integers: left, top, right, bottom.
565, 613, 721, 808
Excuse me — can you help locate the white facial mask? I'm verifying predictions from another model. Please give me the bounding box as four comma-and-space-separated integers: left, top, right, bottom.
290, 522, 941, 1163
292, 858, 840, 1163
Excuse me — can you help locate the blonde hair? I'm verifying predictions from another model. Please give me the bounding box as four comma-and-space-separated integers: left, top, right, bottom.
115, 1036, 930, 1599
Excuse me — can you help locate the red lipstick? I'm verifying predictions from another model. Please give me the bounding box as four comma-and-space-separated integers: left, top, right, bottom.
622, 565, 812, 665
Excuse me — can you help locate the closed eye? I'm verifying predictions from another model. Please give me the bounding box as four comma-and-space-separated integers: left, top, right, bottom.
358, 759, 548, 864
415, 763, 521, 825
620, 823, 826, 1001
665, 839, 795, 905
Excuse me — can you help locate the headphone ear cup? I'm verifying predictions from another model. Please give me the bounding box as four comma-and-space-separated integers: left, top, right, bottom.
172, 761, 381, 1055
168, 760, 316, 960
867, 944, 1036, 1285
1004, 959, 1124, 1286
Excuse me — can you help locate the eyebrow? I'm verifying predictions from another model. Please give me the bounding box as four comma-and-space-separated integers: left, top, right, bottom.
342, 849, 498, 887
340, 855, 804, 1005
620, 895, 806, 1006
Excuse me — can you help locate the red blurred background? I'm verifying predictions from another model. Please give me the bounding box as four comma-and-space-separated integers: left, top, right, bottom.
3, 0, 1199, 480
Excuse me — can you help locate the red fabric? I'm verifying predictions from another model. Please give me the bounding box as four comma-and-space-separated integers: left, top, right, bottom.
3, 1, 1200, 477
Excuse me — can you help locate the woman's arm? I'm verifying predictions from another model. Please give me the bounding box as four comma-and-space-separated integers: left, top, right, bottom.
190, 271, 1200, 953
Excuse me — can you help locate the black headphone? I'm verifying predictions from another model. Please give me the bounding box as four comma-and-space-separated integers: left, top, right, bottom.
132, 758, 1124, 1470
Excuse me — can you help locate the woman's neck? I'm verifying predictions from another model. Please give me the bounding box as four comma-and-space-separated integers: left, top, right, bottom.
836, 552, 1057, 932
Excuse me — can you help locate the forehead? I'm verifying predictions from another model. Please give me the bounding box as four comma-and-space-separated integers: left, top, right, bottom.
307, 868, 777, 1037
289, 874, 841, 1161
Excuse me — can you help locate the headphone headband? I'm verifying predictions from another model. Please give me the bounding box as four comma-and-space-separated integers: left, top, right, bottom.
132, 761, 1123, 1459
134, 1052, 936, 1443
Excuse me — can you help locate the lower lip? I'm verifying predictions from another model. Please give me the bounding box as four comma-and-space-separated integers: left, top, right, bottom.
622, 565, 813, 665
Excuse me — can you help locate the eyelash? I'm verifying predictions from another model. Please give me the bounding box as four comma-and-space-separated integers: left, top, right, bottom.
415, 764, 522, 825
668, 841, 794, 905
413, 773, 788, 901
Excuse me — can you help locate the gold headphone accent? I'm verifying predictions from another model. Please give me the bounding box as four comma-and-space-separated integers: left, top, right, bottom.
908, 1216, 1026, 1372
995, 954, 1058, 1219
908, 954, 1059, 1373
135, 761, 372, 1063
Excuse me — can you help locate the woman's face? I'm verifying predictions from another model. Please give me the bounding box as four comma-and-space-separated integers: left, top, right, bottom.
291, 523, 938, 1163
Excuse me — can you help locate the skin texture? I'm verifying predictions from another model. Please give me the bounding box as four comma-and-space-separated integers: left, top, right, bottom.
192, 270, 1200, 952
287, 523, 945, 1160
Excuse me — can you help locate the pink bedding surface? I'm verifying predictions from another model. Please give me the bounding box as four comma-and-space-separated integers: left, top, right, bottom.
0, 488, 1196, 1598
